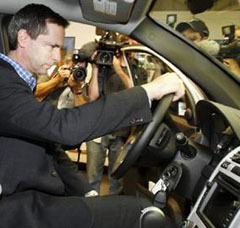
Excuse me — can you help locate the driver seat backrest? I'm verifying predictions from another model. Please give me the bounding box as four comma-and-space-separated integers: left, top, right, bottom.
0, 14, 12, 55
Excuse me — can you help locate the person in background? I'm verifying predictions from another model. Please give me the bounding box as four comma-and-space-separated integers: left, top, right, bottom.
86, 34, 133, 195
58, 38, 133, 195
176, 19, 240, 78
0, 3, 184, 228
35, 52, 73, 106
57, 41, 98, 109
175, 18, 220, 56
58, 66, 89, 108
57, 37, 149, 195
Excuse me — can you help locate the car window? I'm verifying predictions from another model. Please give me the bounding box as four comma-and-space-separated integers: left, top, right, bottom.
123, 49, 201, 137
149, 0, 240, 80
124, 51, 169, 85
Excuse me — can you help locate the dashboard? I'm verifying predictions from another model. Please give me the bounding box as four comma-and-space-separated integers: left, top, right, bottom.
196, 100, 240, 159
179, 100, 240, 227
142, 100, 240, 227
183, 145, 240, 228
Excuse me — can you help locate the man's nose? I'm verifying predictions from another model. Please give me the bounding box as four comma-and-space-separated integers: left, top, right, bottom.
52, 49, 61, 63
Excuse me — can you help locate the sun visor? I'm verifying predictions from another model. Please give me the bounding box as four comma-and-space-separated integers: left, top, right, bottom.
196, 100, 240, 141
79, 0, 136, 24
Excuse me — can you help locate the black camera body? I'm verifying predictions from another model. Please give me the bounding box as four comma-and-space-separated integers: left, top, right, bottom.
217, 25, 240, 62
70, 66, 87, 81
218, 40, 240, 60
95, 39, 122, 66
95, 31, 128, 66
70, 49, 88, 81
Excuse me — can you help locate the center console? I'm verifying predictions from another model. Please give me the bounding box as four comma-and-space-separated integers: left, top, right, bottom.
183, 146, 240, 228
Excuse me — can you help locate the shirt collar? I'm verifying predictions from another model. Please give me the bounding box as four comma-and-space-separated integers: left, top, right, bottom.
0, 53, 37, 91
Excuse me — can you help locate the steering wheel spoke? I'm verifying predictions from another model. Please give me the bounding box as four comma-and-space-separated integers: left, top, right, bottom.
112, 94, 174, 179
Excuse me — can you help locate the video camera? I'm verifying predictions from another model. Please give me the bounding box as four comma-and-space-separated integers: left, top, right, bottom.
69, 32, 128, 80
217, 25, 240, 62
95, 31, 128, 66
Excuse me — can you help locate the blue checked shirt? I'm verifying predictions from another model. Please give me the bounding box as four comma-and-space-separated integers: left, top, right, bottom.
0, 53, 37, 91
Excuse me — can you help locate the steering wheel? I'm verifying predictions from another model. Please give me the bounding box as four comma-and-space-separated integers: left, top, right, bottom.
112, 94, 174, 179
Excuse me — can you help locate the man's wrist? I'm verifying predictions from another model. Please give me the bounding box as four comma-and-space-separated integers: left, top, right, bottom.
140, 85, 152, 107
141, 84, 153, 101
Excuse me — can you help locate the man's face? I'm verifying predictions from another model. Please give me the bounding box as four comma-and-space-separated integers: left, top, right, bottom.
25, 22, 65, 75
182, 28, 203, 43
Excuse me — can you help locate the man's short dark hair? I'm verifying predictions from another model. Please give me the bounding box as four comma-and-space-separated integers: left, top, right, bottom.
8, 4, 69, 50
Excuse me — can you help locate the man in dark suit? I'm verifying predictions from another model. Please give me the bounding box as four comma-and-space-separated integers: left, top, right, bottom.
0, 3, 184, 228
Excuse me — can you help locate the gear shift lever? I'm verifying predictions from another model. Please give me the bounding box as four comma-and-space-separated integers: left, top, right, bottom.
176, 132, 197, 158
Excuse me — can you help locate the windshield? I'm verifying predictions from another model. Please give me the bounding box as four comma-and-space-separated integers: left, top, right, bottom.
149, 0, 240, 79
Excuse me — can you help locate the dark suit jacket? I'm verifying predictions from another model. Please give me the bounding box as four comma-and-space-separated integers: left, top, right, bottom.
0, 59, 152, 227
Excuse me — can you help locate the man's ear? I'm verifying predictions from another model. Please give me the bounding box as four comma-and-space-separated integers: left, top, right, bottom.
17, 29, 30, 48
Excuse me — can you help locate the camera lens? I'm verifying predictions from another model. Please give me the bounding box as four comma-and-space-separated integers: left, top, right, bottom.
73, 67, 87, 81
96, 51, 114, 65
99, 52, 111, 63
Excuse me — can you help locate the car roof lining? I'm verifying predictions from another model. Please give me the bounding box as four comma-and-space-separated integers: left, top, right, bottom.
0, 0, 154, 35
79, 0, 135, 24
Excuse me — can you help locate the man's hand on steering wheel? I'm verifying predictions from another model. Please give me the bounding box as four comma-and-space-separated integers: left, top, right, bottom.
112, 72, 185, 179
141, 72, 185, 102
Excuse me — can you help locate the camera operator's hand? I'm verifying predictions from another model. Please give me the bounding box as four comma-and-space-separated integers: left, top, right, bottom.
89, 50, 99, 70
112, 55, 122, 73
223, 58, 240, 77
91, 61, 99, 72
57, 65, 71, 83
112, 55, 133, 88
223, 58, 239, 69
141, 72, 185, 101
35, 64, 71, 102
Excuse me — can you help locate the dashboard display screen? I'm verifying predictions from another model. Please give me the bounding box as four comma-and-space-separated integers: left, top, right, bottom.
200, 181, 237, 227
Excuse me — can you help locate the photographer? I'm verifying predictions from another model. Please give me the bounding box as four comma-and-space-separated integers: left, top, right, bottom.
35, 52, 72, 106
58, 38, 133, 195
86, 35, 133, 195
57, 41, 97, 109
176, 18, 220, 56
57, 69, 87, 109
